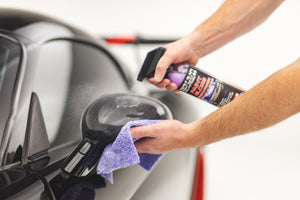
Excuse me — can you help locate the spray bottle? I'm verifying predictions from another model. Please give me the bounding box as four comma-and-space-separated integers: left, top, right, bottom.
137, 47, 246, 107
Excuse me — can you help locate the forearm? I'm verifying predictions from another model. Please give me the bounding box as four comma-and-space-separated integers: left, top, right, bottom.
188, 57, 300, 147
188, 0, 285, 58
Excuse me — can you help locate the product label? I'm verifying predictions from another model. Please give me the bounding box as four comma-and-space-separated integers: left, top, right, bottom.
179, 66, 245, 107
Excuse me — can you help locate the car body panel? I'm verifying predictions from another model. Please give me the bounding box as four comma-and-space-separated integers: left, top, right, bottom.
0, 8, 200, 200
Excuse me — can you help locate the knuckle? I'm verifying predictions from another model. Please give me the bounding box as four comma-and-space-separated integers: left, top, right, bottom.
151, 125, 160, 133
157, 55, 172, 71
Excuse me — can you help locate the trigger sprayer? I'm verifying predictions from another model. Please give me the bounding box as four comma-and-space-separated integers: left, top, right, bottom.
137, 47, 246, 107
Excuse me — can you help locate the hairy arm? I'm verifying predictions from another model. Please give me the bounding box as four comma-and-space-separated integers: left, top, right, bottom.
190, 0, 285, 58
132, 58, 300, 153
186, 58, 300, 147
153, 0, 285, 82
131, 0, 292, 154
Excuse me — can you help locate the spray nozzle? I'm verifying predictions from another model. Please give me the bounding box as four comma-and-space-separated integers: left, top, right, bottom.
137, 47, 166, 81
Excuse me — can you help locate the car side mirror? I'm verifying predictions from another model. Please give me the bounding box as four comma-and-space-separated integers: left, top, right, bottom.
61, 93, 172, 177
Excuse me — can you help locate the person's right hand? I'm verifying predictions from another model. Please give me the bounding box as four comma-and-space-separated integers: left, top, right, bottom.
148, 34, 201, 92
131, 120, 197, 154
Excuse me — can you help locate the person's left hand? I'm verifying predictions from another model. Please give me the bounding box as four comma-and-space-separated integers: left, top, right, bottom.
130, 120, 194, 154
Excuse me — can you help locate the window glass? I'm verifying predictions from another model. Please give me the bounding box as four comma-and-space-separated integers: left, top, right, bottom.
33, 41, 73, 144
0, 37, 21, 146
0, 44, 9, 91
33, 40, 130, 148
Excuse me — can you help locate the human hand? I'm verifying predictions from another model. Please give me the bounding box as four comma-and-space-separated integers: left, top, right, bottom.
148, 34, 201, 92
130, 120, 195, 154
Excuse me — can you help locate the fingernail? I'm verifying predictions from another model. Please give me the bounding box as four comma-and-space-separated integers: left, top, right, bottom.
154, 74, 162, 82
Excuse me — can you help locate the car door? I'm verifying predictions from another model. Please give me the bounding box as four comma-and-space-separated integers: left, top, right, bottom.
0, 34, 54, 200
0, 34, 132, 199
30, 38, 132, 199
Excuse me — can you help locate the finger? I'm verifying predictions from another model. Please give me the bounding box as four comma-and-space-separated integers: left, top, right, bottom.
147, 77, 157, 85
156, 79, 170, 88
154, 52, 173, 82
174, 89, 181, 94
134, 139, 150, 153
134, 138, 160, 154
131, 126, 150, 139
166, 82, 178, 91
147, 78, 162, 88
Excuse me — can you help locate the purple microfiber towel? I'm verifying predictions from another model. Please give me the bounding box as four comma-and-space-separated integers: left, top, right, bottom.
97, 120, 162, 184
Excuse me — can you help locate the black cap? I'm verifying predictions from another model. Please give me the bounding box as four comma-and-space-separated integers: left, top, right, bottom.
137, 47, 166, 81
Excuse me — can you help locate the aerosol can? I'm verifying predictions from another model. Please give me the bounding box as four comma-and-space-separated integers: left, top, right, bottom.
137, 47, 246, 107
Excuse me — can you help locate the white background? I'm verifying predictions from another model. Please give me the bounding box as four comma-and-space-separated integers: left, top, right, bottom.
1, 0, 300, 199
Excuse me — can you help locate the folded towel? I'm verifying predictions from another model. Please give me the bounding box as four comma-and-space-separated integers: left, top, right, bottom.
97, 120, 162, 183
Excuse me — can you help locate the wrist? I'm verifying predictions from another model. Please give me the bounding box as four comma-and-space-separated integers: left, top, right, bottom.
183, 121, 205, 148
186, 116, 219, 148
186, 29, 208, 59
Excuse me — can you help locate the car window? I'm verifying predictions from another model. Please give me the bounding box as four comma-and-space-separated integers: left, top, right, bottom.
33, 40, 73, 145
33, 40, 130, 148
0, 44, 9, 90
0, 37, 21, 147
